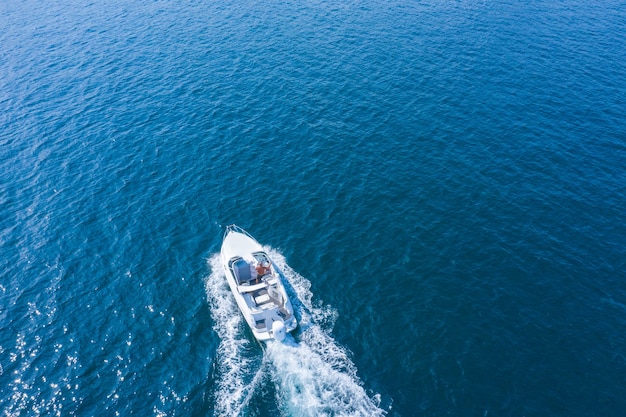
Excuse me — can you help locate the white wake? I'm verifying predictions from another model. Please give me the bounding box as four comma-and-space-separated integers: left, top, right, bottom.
205, 250, 385, 417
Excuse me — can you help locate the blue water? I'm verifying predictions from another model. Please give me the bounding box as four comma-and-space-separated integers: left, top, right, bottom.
1, 0, 625, 415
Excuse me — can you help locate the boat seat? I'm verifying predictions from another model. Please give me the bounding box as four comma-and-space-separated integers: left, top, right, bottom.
255, 293, 271, 305
233, 259, 251, 284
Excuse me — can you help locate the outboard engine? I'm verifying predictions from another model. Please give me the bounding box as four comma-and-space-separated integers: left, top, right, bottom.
271, 319, 286, 342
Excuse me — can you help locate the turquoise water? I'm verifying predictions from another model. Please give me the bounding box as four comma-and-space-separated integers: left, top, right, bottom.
1, 0, 625, 416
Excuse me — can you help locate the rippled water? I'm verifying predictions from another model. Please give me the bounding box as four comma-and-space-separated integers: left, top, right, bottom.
1, 0, 625, 416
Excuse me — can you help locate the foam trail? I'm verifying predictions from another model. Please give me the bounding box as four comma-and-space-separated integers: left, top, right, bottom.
266, 247, 386, 417
205, 254, 264, 416
266, 339, 384, 417
206, 249, 385, 417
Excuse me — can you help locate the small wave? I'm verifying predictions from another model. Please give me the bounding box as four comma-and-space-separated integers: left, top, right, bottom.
206, 250, 385, 417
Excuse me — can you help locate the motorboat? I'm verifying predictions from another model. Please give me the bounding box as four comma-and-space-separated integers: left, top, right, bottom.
220, 225, 297, 342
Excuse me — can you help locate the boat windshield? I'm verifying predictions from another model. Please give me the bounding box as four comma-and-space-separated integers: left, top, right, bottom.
252, 251, 269, 264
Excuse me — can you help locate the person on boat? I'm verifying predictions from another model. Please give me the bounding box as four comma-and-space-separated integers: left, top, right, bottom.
256, 260, 271, 278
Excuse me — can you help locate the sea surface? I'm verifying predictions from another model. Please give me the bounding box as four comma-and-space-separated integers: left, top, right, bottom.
1, 0, 625, 416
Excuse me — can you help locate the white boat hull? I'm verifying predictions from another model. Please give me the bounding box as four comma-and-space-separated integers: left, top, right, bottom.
220, 225, 297, 342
